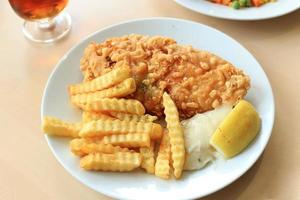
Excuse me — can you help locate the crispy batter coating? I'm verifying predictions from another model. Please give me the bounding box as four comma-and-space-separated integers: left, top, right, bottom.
80, 34, 250, 118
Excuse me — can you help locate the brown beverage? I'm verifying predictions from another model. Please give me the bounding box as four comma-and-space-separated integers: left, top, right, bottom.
9, 0, 68, 21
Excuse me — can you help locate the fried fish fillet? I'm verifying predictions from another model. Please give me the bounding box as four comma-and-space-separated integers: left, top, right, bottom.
80, 34, 250, 118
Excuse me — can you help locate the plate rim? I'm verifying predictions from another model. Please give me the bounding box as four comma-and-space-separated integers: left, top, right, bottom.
174, 0, 300, 20
41, 17, 275, 199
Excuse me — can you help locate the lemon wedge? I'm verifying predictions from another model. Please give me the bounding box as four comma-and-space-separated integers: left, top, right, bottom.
210, 100, 261, 158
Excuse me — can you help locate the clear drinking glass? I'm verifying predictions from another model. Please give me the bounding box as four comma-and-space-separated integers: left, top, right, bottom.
8, 0, 71, 43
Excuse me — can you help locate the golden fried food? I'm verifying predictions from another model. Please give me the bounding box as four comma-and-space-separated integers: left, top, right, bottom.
76, 98, 145, 116
71, 78, 136, 105
155, 131, 171, 179
80, 152, 141, 171
140, 141, 155, 174
163, 92, 185, 179
68, 66, 131, 95
82, 111, 114, 122
109, 112, 157, 122
102, 133, 150, 148
79, 119, 163, 140
41, 34, 255, 180
70, 138, 130, 157
80, 34, 250, 118
42, 116, 81, 137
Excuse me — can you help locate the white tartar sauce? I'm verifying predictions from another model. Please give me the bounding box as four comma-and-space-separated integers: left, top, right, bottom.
182, 104, 233, 170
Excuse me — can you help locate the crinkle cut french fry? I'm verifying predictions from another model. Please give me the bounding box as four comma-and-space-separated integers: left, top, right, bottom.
68, 66, 131, 95
77, 98, 145, 116
163, 92, 185, 179
102, 133, 150, 148
140, 141, 155, 174
80, 152, 141, 171
79, 119, 163, 140
109, 112, 157, 123
70, 138, 130, 157
42, 116, 81, 137
82, 111, 114, 122
155, 131, 171, 179
71, 78, 136, 105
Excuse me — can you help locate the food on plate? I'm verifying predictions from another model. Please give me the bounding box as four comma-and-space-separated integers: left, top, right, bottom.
102, 133, 151, 148
42, 116, 82, 137
163, 92, 185, 179
42, 34, 260, 180
80, 34, 250, 118
182, 104, 233, 170
68, 66, 131, 95
76, 97, 145, 115
70, 138, 130, 157
70, 78, 136, 104
209, 0, 275, 9
155, 132, 171, 179
80, 152, 141, 171
109, 112, 157, 122
82, 111, 114, 122
140, 142, 156, 174
210, 100, 261, 158
79, 119, 163, 140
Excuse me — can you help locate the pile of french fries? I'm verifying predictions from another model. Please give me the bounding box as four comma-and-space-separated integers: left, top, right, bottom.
42, 66, 185, 179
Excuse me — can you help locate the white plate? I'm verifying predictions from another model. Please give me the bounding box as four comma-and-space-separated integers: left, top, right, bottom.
174, 0, 300, 20
41, 18, 275, 200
